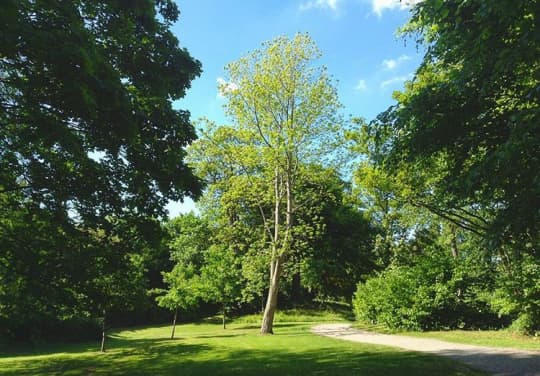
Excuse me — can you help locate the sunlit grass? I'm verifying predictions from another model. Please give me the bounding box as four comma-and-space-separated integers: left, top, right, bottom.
1, 311, 483, 375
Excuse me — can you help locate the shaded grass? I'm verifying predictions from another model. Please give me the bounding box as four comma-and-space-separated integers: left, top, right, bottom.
354, 322, 540, 351
0, 313, 484, 376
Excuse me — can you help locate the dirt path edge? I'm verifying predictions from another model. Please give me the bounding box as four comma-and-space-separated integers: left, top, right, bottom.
311, 323, 540, 376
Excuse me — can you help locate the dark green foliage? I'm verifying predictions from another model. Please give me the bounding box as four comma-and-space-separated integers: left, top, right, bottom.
0, 0, 201, 342
0, 200, 152, 341
0, 1, 202, 220
362, 0, 540, 333
0, 197, 90, 340
295, 166, 377, 300
490, 254, 540, 334
353, 247, 502, 331
376, 0, 539, 245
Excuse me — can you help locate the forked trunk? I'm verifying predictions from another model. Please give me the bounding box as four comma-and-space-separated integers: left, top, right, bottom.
171, 309, 178, 339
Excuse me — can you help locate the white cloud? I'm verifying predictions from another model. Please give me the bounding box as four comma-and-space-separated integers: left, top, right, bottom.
299, 0, 340, 12
382, 54, 410, 70
355, 79, 367, 92
380, 73, 413, 88
382, 59, 397, 70
372, 0, 421, 17
216, 77, 238, 98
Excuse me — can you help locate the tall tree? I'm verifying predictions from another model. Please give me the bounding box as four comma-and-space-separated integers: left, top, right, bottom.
0, 0, 201, 341
189, 34, 344, 334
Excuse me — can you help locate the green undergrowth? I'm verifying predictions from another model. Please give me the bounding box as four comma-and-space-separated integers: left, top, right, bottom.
0, 311, 483, 376
232, 307, 354, 324
354, 322, 540, 351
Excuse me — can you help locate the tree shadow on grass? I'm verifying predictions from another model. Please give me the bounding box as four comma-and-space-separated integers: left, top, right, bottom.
1, 340, 210, 376
2, 338, 484, 376
0, 341, 99, 358
96, 343, 483, 376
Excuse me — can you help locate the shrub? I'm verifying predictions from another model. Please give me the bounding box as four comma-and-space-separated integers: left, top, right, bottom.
353, 251, 501, 331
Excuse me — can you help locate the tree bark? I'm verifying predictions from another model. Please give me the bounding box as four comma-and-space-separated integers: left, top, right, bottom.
260, 163, 294, 335
171, 308, 178, 339
260, 258, 281, 334
100, 309, 106, 353
261, 169, 282, 334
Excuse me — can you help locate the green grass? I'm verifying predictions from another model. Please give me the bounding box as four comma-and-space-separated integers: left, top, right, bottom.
354, 323, 540, 351
0, 311, 483, 376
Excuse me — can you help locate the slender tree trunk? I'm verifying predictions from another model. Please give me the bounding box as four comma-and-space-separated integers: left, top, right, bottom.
100, 309, 106, 353
171, 309, 178, 339
222, 302, 226, 329
261, 169, 283, 335
260, 165, 294, 335
260, 258, 281, 334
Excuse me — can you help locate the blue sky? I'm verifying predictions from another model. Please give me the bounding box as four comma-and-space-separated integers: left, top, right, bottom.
167, 0, 423, 216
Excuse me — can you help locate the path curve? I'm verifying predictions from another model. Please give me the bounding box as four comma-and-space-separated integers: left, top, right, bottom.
312, 323, 540, 376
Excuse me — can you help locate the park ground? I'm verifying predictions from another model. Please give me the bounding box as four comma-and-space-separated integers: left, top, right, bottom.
0, 310, 489, 376
314, 323, 540, 376
353, 322, 540, 352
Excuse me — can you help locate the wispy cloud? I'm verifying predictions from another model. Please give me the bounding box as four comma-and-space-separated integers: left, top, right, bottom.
372, 0, 421, 17
380, 73, 413, 88
382, 54, 410, 70
355, 79, 368, 92
299, 0, 340, 12
216, 77, 238, 98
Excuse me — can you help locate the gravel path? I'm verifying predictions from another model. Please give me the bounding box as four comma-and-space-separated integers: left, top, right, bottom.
312, 323, 540, 376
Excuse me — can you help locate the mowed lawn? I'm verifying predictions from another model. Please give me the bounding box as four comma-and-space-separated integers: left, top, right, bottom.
0, 313, 484, 376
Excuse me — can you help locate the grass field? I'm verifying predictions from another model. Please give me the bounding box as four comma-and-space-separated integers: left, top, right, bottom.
0, 311, 484, 376
354, 323, 540, 351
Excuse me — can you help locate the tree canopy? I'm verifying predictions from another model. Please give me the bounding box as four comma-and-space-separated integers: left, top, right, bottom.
372, 0, 539, 247
0, 0, 202, 223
